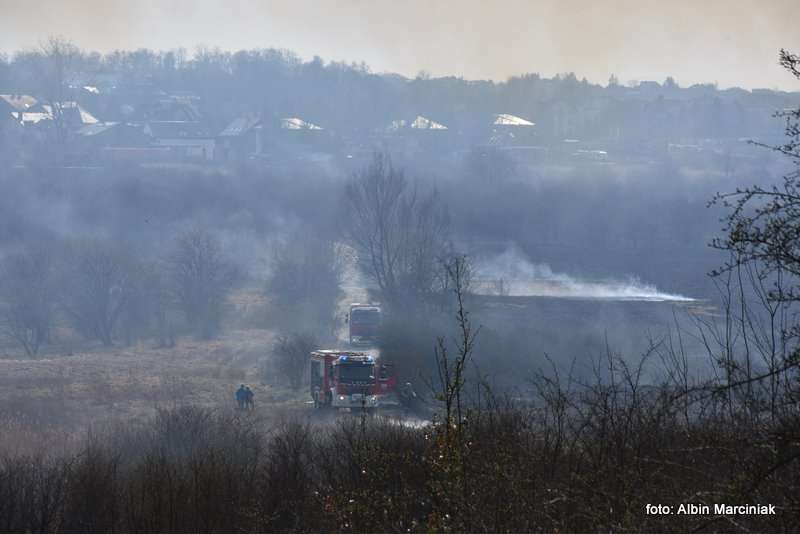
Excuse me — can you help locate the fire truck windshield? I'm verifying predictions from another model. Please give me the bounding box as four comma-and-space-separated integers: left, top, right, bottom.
351, 309, 380, 325
338, 363, 375, 383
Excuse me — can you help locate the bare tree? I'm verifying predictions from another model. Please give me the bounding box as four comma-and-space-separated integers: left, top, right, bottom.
433, 256, 479, 437
60, 240, 139, 346
171, 229, 235, 339
272, 332, 318, 389
343, 152, 450, 308
149, 260, 176, 348
267, 231, 342, 333
707, 49, 800, 410
0, 247, 55, 357
38, 36, 79, 147
712, 50, 800, 284
117, 260, 167, 346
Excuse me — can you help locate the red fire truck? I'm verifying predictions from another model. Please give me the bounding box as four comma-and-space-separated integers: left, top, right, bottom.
348, 303, 382, 346
310, 349, 398, 410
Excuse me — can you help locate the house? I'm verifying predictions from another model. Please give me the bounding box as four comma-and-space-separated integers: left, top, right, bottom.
0, 94, 38, 118
0, 96, 33, 160
388, 115, 448, 131
488, 113, 537, 146
21, 101, 101, 130
149, 94, 202, 122
218, 116, 264, 160
275, 116, 333, 156
144, 121, 215, 161
17, 112, 53, 125
0, 95, 40, 142
219, 115, 334, 162
384, 115, 452, 153
45, 102, 100, 128
75, 122, 152, 161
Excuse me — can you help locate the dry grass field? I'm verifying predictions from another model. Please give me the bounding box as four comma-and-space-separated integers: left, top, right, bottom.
0, 289, 313, 456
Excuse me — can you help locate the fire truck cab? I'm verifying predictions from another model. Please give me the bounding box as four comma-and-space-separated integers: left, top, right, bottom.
310, 349, 398, 410
348, 303, 382, 346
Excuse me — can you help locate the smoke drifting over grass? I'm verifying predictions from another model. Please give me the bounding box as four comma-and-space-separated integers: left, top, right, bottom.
474, 245, 695, 302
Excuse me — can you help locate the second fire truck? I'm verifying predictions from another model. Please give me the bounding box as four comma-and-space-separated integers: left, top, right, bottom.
348, 303, 382, 346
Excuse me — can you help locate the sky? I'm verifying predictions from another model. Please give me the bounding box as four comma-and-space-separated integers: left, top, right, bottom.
1, 0, 798, 90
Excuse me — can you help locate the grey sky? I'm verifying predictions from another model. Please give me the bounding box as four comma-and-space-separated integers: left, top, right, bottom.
1, 0, 798, 90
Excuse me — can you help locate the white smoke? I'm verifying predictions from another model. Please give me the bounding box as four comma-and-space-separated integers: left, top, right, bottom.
473, 245, 695, 302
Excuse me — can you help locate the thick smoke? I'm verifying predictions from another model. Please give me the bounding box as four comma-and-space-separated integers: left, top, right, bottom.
474, 244, 695, 302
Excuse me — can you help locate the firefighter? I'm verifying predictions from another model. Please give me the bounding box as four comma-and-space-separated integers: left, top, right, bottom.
235, 384, 247, 410
245, 386, 254, 411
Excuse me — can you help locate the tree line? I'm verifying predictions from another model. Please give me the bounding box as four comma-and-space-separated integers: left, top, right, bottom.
1, 38, 795, 142
0, 228, 235, 356
0, 151, 456, 358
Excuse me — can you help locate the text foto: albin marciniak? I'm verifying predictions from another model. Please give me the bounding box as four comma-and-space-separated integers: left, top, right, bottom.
646, 503, 776, 515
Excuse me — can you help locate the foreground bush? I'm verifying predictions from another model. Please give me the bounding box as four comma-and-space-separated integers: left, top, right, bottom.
1, 387, 798, 534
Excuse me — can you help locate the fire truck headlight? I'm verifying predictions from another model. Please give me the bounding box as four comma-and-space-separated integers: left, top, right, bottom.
339, 396, 345, 401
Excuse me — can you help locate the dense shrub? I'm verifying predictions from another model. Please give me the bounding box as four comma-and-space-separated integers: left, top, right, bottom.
1, 382, 798, 534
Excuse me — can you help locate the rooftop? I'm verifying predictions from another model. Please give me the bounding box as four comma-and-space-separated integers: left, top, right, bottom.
41, 102, 100, 125
389, 115, 448, 130
281, 117, 323, 130
0, 94, 37, 112
220, 116, 262, 137
493, 113, 535, 126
